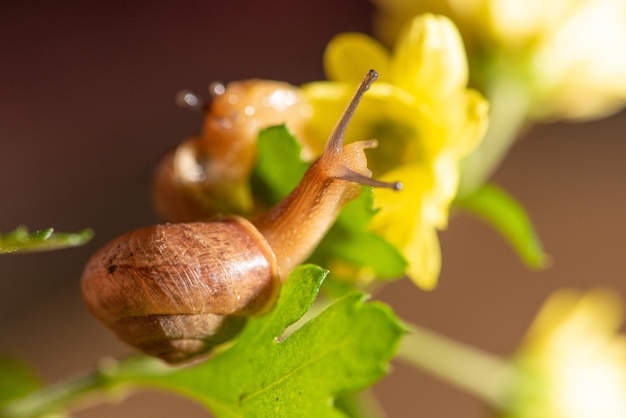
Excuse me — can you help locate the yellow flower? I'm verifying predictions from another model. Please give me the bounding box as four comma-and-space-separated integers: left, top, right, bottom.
372, 0, 626, 120
302, 14, 488, 289
504, 289, 626, 418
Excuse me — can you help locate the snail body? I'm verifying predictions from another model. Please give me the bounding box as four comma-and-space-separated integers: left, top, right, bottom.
153, 79, 314, 222
82, 70, 400, 363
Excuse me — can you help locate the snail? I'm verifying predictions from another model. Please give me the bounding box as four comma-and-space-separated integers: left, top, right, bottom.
81, 70, 401, 364
153, 79, 317, 222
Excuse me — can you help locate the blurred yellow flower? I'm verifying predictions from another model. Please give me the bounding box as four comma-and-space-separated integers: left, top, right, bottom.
504, 289, 626, 418
302, 14, 488, 289
372, 0, 626, 120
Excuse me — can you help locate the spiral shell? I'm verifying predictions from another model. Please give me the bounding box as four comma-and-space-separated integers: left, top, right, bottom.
81, 217, 279, 363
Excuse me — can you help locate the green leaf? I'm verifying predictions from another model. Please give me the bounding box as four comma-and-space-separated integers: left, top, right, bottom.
119, 265, 404, 417
0, 226, 93, 254
0, 357, 42, 407
253, 125, 407, 283
254, 124, 309, 204
454, 184, 548, 268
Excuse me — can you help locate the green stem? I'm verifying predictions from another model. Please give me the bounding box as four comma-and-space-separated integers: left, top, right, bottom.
397, 324, 514, 407
335, 388, 388, 418
0, 356, 171, 418
2, 372, 105, 418
458, 68, 533, 197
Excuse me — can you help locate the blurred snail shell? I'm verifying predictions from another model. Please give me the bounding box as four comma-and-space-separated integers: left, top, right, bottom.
81, 70, 401, 364
153, 79, 316, 222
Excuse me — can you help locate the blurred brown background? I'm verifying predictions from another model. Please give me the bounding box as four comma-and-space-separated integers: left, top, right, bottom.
1, 1, 625, 417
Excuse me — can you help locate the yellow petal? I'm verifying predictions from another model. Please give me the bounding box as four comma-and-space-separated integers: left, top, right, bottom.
423, 153, 459, 229
390, 14, 469, 99
405, 221, 442, 290
524, 289, 625, 350
512, 289, 626, 418
532, 0, 626, 119
371, 165, 425, 245
437, 89, 489, 157
486, 0, 556, 46
371, 164, 442, 290
323, 32, 391, 84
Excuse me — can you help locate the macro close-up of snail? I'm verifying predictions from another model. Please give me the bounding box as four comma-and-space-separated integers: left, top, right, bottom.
81, 70, 402, 364
152, 78, 317, 222
5, 2, 626, 417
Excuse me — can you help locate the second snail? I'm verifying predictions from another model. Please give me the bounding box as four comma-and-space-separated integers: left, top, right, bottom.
81, 70, 401, 364
153, 78, 319, 222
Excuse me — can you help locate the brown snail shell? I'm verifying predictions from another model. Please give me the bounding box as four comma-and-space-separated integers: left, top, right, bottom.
81, 217, 279, 363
